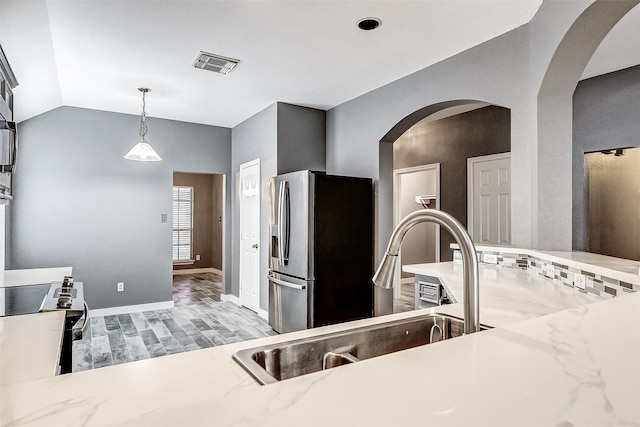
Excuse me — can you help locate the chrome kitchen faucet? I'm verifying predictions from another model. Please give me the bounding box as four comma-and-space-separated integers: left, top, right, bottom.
372, 209, 480, 334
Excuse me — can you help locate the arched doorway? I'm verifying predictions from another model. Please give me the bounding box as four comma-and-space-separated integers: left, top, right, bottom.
382, 101, 512, 313
534, 0, 638, 250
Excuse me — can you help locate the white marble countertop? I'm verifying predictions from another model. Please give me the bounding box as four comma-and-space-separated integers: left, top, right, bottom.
0, 311, 65, 386
1, 264, 638, 426
403, 262, 602, 326
2, 267, 73, 288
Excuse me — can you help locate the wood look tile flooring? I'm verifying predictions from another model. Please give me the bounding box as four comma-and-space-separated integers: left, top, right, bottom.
72, 272, 276, 372
393, 280, 415, 313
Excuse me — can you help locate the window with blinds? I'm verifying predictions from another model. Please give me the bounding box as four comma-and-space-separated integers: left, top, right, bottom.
172, 186, 193, 263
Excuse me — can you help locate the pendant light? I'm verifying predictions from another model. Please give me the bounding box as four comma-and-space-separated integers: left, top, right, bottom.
124, 88, 162, 162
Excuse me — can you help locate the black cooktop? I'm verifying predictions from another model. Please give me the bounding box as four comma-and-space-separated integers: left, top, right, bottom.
0, 283, 51, 317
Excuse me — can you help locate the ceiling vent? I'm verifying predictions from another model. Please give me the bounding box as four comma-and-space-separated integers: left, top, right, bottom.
192, 51, 239, 75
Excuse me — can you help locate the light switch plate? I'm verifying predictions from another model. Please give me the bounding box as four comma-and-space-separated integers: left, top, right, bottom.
117, 282, 124, 292
574, 273, 586, 289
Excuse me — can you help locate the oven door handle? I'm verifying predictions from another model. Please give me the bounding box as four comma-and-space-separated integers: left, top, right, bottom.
72, 302, 90, 341
0, 120, 17, 174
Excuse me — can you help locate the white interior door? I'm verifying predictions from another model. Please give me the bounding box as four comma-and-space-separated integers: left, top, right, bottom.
467, 153, 511, 245
393, 164, 440, 299
239, 159, 260, 312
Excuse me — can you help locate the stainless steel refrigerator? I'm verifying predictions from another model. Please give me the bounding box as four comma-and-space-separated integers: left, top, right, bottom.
268, 170, 374, 333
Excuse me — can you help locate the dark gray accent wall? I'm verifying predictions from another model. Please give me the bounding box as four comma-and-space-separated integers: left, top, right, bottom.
10, 106, 231, 310
277, 103, 326, 174
572, 64, 640, 251
394, 106, 511, 261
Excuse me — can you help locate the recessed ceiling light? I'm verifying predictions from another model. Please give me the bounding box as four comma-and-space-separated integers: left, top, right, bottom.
357, 17, 382, 31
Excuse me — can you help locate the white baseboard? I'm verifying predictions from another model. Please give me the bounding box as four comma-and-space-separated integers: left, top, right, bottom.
172, 267, 222, 276
89, 301, 175, 317
257, 308, 268, 321
221, 294, 269, 321
220, 293, 241, 305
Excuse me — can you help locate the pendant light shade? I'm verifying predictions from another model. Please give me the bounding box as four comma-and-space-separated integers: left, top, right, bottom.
124, 88, 162, 162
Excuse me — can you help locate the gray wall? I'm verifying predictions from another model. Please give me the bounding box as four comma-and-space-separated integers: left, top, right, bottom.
277, 103, 326, 174
326, 1, 633, 279
324, 1, 638, 315
231, 103, 278, 309
394, 106, 511, 260
231, 102, 327, 311
572, 64, 640, 251
10, 106, 231, 310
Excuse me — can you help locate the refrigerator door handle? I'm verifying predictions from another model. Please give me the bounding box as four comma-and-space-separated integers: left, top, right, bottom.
278, 180, 290, 265
278, 181, 285, 265
270, 276, 306, 290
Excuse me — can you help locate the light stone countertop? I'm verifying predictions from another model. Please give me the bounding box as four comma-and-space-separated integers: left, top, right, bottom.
2, 267, 73, 288
403, 262, 602, 326
0, 311, 65, 386
1, 264, 638, 426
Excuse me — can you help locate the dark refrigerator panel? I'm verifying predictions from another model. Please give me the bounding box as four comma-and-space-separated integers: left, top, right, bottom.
313, 174, 373, 327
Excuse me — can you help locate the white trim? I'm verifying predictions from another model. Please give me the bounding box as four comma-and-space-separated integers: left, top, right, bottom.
467, 152, 511, 242
238, 158, 261, 313
393, 163, 441, 298
89, 300, 174, 317
221, 293, 241, 305
172, 267, 222, 276
256, 308, 268, 321
222, 293, 268, 320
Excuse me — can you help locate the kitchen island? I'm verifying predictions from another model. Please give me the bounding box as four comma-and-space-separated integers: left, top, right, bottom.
1, 260, 639, 426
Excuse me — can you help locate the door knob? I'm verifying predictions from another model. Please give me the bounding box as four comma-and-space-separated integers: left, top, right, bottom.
252, 243, 259, 249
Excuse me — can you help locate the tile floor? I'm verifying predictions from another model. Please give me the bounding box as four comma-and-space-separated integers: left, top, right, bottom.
72, 272, 276, 372
73, 271, 415, 372
393, 281, 415, 313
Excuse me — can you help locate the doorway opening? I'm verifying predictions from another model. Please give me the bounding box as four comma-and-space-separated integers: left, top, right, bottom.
388, 103, 511, 313
584, 147, 640, 261
171, 171, 225, 306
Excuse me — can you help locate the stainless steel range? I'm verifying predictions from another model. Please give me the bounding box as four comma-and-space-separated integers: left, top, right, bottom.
0, 276, 89, 373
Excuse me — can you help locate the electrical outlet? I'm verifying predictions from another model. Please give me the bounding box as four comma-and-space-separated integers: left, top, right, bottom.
574, 273, 586, 289
544, 264, 555, 278
482, 253, 498, 264
196, 254, 201, 261
117, 282, 124, 292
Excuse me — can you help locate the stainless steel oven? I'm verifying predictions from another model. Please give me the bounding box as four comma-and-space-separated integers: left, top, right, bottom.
0, 114, 16, 201
1, 43, 18, 203
0, 277, 89, 374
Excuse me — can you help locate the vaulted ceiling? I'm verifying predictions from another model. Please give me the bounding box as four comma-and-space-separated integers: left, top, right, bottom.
1, 1, 638, 128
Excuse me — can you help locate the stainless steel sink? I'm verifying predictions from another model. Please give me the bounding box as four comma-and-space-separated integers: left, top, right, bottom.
233, 313, 490, 385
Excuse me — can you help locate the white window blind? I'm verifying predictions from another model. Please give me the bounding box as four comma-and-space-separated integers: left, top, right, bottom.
173, 186, 193, 262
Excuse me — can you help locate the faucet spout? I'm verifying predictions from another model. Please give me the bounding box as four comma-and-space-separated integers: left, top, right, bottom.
372, 209, 480, 334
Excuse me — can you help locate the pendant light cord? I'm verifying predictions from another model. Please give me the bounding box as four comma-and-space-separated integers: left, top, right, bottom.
139, 89, 148, 139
